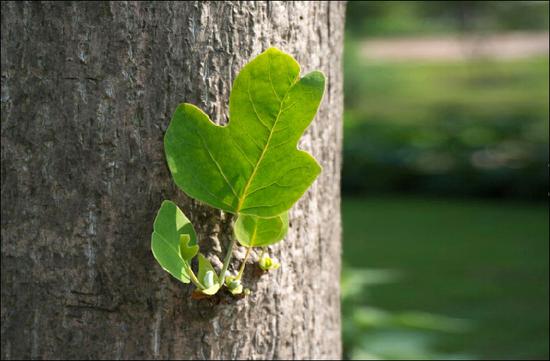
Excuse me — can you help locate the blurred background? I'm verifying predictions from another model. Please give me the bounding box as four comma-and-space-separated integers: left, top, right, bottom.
340, 1, 549, 359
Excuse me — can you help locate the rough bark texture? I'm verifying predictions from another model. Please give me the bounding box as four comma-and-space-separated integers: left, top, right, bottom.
1, 1, 345, 359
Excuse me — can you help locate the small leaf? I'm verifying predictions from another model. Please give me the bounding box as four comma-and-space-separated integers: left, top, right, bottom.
151, 201, 198, 283
197, 254, 221, 295
234, 212, 288, 248
225, 275, 243, 295
229, 284, 243, 295
258, 253, 281, 272
179, 234, 199, 261
164, 47, 325, 217
200, 284, 220, 296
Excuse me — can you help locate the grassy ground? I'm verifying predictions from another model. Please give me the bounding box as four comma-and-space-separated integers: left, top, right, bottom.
342, 196, 549, 359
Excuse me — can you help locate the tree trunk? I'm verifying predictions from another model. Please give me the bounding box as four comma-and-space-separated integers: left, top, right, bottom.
1, 1, 345, 359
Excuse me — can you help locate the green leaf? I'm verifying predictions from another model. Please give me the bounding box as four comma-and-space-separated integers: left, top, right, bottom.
225, 275, 243, 295
234, 212, 288, 247
151, 200, 198, 283
165, 47, 325, 217
179, 234, 199, 262
197, 254, 221, 295
258, 253, 281, 272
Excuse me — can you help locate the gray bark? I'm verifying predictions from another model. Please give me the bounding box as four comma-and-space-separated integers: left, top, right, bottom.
1, 1, 345, 359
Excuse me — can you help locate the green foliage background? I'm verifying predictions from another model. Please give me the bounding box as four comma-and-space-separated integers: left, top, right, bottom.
346, 1, 549, 39
343, 54, 549, 199
341, 1, 549, 360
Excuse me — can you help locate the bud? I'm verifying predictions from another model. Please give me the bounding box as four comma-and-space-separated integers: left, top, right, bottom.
203, 270, 215, 289
225, 275, 243, 295
259, 253, 280, 271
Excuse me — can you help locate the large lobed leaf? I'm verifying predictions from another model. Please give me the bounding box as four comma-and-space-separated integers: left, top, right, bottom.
164, 47, 325, 217
151, 200, 198, 283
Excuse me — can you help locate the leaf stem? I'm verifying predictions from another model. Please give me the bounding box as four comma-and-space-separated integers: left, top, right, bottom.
185, 264, 204, 289
218, 221, 236, 284
236, 246, 252, 280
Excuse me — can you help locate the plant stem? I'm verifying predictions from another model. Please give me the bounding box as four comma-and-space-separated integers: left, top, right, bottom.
185, 264, 204, 289
236, 246, 252, 280
218, 230, 236, 285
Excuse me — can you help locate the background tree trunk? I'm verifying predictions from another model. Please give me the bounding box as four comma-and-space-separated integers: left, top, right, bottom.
1, 1, 345, 359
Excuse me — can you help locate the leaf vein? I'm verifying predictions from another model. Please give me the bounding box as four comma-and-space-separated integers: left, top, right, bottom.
241, 130, 265, 152
167, 138, 234, 209
173, 154, 235, 209
268, 53, 282, 102
270, 138, 293, 151
247, 79, 272, 133
245, 180, 294, 198
197, 133, 240, 200
229, 136, 256, 168
237, 78, 298, 212
240, 201, 287, 212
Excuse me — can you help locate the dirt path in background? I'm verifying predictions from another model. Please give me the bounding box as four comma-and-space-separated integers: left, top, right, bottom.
360, 32, 549, 61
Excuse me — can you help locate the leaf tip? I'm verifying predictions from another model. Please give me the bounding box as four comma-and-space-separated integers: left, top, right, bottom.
264, 46, 284, 55
159, 199, 176, 208
302, 70, 326, 88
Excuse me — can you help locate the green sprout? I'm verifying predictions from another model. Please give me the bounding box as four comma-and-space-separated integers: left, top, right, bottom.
151, 47, 325, 297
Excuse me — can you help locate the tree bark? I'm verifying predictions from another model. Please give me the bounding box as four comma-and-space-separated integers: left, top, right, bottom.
1, 1, 345, 359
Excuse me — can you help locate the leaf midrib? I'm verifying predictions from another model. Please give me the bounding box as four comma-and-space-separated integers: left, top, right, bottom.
236, 77, 295, 213
249, 220, 259, 247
